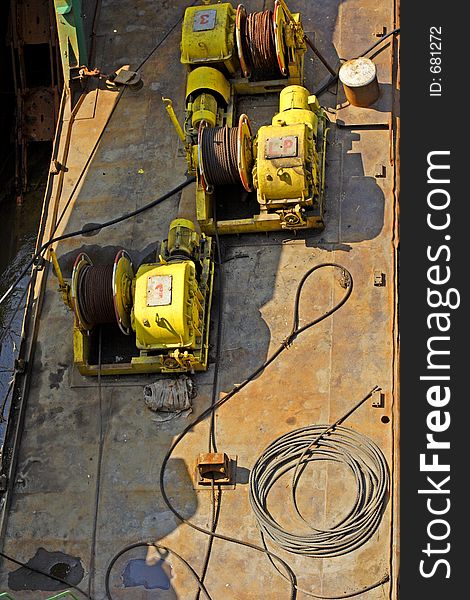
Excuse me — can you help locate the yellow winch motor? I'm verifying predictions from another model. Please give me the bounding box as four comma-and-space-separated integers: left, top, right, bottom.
56, 219, 214, 376
132, 248, 203, 352
181, 2, 238, 75
163, 67, 233, 176
252, 85, 328, 229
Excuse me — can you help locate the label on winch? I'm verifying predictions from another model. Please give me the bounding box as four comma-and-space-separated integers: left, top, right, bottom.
193, 9, 217, 31
265, 136, 298, 159
147, 275, 172, 306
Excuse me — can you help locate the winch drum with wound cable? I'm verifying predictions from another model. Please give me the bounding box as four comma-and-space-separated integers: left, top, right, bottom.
56, 219, 214, 376
180, 1, 306, 87
198, 113, 253, 192
181, 2, 238, 75
235, 1, 305, 85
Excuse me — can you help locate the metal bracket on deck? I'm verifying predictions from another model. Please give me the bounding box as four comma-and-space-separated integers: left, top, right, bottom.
372, 391, 386, 409
194, 452, 237, 490
373, 270, 386, 287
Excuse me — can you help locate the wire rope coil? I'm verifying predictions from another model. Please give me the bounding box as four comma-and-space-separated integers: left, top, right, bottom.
249, 424, 389, 558
78, 263, 115, 326
199, 116, 254, 192
71, 253, 116, 330
237, 9, 282, 80
200, 125, 240, 186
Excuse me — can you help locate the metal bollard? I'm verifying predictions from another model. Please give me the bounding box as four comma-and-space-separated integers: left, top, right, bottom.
339, 57, 380, 107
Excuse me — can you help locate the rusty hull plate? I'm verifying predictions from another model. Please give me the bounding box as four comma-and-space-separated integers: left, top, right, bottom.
23, 88, 56, 142
0, 1, 398, 599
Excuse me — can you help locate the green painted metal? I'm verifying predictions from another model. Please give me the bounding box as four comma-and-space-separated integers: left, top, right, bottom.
53, 0, 88, 86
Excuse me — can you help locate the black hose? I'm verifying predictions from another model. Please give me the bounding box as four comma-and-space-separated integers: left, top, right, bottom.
0, 177, 195, 307
155, 263, 354, 599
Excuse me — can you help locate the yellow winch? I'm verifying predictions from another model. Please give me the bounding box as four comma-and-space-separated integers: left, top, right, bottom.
161, 1, 328, 235
180, 1, 306, 88
163, 0, 309, 175
252, 85, 328, 229
180, 84, 328, 235
52, 219, 214, 375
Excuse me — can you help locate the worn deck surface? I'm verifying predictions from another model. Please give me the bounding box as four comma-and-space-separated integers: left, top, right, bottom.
0, 1, 398, 598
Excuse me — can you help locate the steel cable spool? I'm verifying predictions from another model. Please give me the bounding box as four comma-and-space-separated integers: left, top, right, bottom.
77, 263, 116, 327
71, 251, 134, 332
201, 125, 240, 186
249, 424, 389, 558
237, 8, 282, 80
199, 120, 251, 192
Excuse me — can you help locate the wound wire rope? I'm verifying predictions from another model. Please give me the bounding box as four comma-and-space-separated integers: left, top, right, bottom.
153, 263, 361, 599
77, 264, 115, 327
243, 10, 280, 80
249, 422, 389, 558
200, 125, 240, 187
252, 384, 390, 598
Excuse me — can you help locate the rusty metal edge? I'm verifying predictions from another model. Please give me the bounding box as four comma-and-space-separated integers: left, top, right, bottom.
390, 0, 401, 596
0, 86, 79, 546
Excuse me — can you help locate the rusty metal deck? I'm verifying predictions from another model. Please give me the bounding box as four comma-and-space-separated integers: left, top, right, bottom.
0, 1, 399, 598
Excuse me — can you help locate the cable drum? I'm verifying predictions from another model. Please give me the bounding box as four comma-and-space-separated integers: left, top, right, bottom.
249, 424, 389, 558
238, 9, 282, 80
77, 263, 116, 327
200, 125, 241, 187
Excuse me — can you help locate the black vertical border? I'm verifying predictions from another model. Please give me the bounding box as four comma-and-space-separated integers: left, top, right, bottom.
400, 2, 466, 598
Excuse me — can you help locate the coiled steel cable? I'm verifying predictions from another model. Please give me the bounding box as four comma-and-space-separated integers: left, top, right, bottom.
243, 10, 281, 80
77, 264, 115, 326
249, 424, 389, 558
157, 265, 388, 600
201, 125, 240, 186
